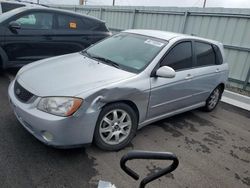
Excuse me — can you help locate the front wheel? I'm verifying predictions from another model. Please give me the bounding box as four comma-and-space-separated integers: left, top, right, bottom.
94, 103, 138, 151
203, 86, 222, 112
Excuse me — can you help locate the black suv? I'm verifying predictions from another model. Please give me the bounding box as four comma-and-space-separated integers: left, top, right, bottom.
0, 7, 111, 69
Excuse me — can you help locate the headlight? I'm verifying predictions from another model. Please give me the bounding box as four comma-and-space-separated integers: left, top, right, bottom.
37, 97, 83, 117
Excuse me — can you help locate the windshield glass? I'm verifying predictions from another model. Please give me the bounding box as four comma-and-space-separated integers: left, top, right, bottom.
85, 33, 167, 73
0, 7, 25, 23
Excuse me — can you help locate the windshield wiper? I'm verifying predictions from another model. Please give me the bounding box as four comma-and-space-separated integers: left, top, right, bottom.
81, 51, 121, 69
90, 55, 121, 69
94, 56, 121, 69
80, 51, 93, 58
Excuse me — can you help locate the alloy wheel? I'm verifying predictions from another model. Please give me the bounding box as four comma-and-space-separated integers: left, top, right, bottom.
99, 109, 132, 145
208, 88, 220, 110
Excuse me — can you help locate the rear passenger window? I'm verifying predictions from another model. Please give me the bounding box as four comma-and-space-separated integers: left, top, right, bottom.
57, 14, 84, 30
195, 42, 216, 66
161, 42, 192, 71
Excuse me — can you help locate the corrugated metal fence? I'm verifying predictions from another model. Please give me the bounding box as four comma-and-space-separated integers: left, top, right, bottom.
55, 5, 250, 91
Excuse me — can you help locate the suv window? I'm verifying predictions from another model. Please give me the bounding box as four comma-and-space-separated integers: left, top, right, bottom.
161, 41, 192, 71
195, 42, 216, 66
1, 2, 25, 13
57, 14, 85, 30
15, 12, 53, 29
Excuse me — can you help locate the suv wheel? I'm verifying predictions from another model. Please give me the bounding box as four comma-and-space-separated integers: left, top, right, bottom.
204, 86, 222, 112
94, 103, 137, 151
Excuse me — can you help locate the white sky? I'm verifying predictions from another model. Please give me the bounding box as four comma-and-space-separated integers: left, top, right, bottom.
33, 0, 250, 8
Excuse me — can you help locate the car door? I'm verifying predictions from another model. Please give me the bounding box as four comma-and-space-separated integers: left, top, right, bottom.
3, 10, 54, 65
192, 41, 223, 101
49, 13, 90, 56
148, 41, 200, 119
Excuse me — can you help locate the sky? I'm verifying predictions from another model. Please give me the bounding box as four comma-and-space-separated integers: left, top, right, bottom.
29, 0, 250, 8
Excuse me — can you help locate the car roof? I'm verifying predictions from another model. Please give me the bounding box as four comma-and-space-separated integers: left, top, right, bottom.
14, 6, 104, 23
124, 29, 221, 45
0, 0, 44, 7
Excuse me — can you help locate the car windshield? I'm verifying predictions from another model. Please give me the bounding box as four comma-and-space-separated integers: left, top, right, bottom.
85, 33, 167, 73
0, 7, 26, 23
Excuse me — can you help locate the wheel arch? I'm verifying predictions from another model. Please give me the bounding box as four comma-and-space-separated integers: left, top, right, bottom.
217, 83, 225, 100
218, 83, 225, 92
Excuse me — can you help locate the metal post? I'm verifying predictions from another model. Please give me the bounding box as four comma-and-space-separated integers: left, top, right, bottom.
79, 0, 84, 5
203, 0, 207, 8
113, 0, 115, 6
130, 9, 137, 29
99, 8, 103, 20
181, 10, 189, 33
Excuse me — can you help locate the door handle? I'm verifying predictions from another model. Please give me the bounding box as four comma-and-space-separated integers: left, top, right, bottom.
215, 68, 220, 73
185, 74, 193, 79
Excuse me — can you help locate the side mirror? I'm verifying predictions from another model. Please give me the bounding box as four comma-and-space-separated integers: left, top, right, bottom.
9, 21, 21, 30
156, 66, 176, 78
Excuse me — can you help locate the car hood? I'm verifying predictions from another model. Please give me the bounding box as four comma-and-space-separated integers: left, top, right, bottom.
16, 53, 136, 96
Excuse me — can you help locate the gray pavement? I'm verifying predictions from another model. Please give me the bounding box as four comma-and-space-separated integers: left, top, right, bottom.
0, 71, 249, 188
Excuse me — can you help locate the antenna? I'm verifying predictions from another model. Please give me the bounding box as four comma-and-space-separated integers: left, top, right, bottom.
203, 0, 207, 8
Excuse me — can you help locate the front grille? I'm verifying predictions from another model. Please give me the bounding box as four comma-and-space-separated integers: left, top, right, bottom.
14, 81, 34, 103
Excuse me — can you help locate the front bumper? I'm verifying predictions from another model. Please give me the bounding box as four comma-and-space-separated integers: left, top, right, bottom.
8, 80, 99, 148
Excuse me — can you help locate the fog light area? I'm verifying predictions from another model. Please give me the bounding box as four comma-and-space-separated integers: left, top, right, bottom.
42, 131, 53, 142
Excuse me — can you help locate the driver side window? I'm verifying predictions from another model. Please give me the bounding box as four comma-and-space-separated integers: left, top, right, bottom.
161, 41, 193, 71
15, 12, 53, 30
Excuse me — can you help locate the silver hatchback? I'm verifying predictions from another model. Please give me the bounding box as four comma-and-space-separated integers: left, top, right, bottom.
8, 30, 228, 150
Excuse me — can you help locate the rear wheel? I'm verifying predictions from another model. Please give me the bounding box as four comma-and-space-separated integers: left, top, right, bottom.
203, 86, 222, 112
94, 103, 138, 151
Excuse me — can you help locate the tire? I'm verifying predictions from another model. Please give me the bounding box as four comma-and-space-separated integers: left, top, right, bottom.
94, 103, 138, 151
203, 86, 223, 112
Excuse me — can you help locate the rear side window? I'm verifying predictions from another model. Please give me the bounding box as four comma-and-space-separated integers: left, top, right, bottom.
94, 23, 109, 32
161, 42, 192, 71
57, 14, 85, 30
15, 12, 53, 29
83, 18, 108, 31
213, 44, 223, 65
1, 2, 25, 13
195, 42, 216, 66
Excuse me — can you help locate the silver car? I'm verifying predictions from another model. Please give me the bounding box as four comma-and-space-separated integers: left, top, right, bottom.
8, 30, 229, 150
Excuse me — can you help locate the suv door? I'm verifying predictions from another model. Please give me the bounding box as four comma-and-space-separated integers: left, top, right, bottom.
148, 41, 199, 119
3, 11, 54, 65
192, 41, 223, 100
50, 13, 93, 56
